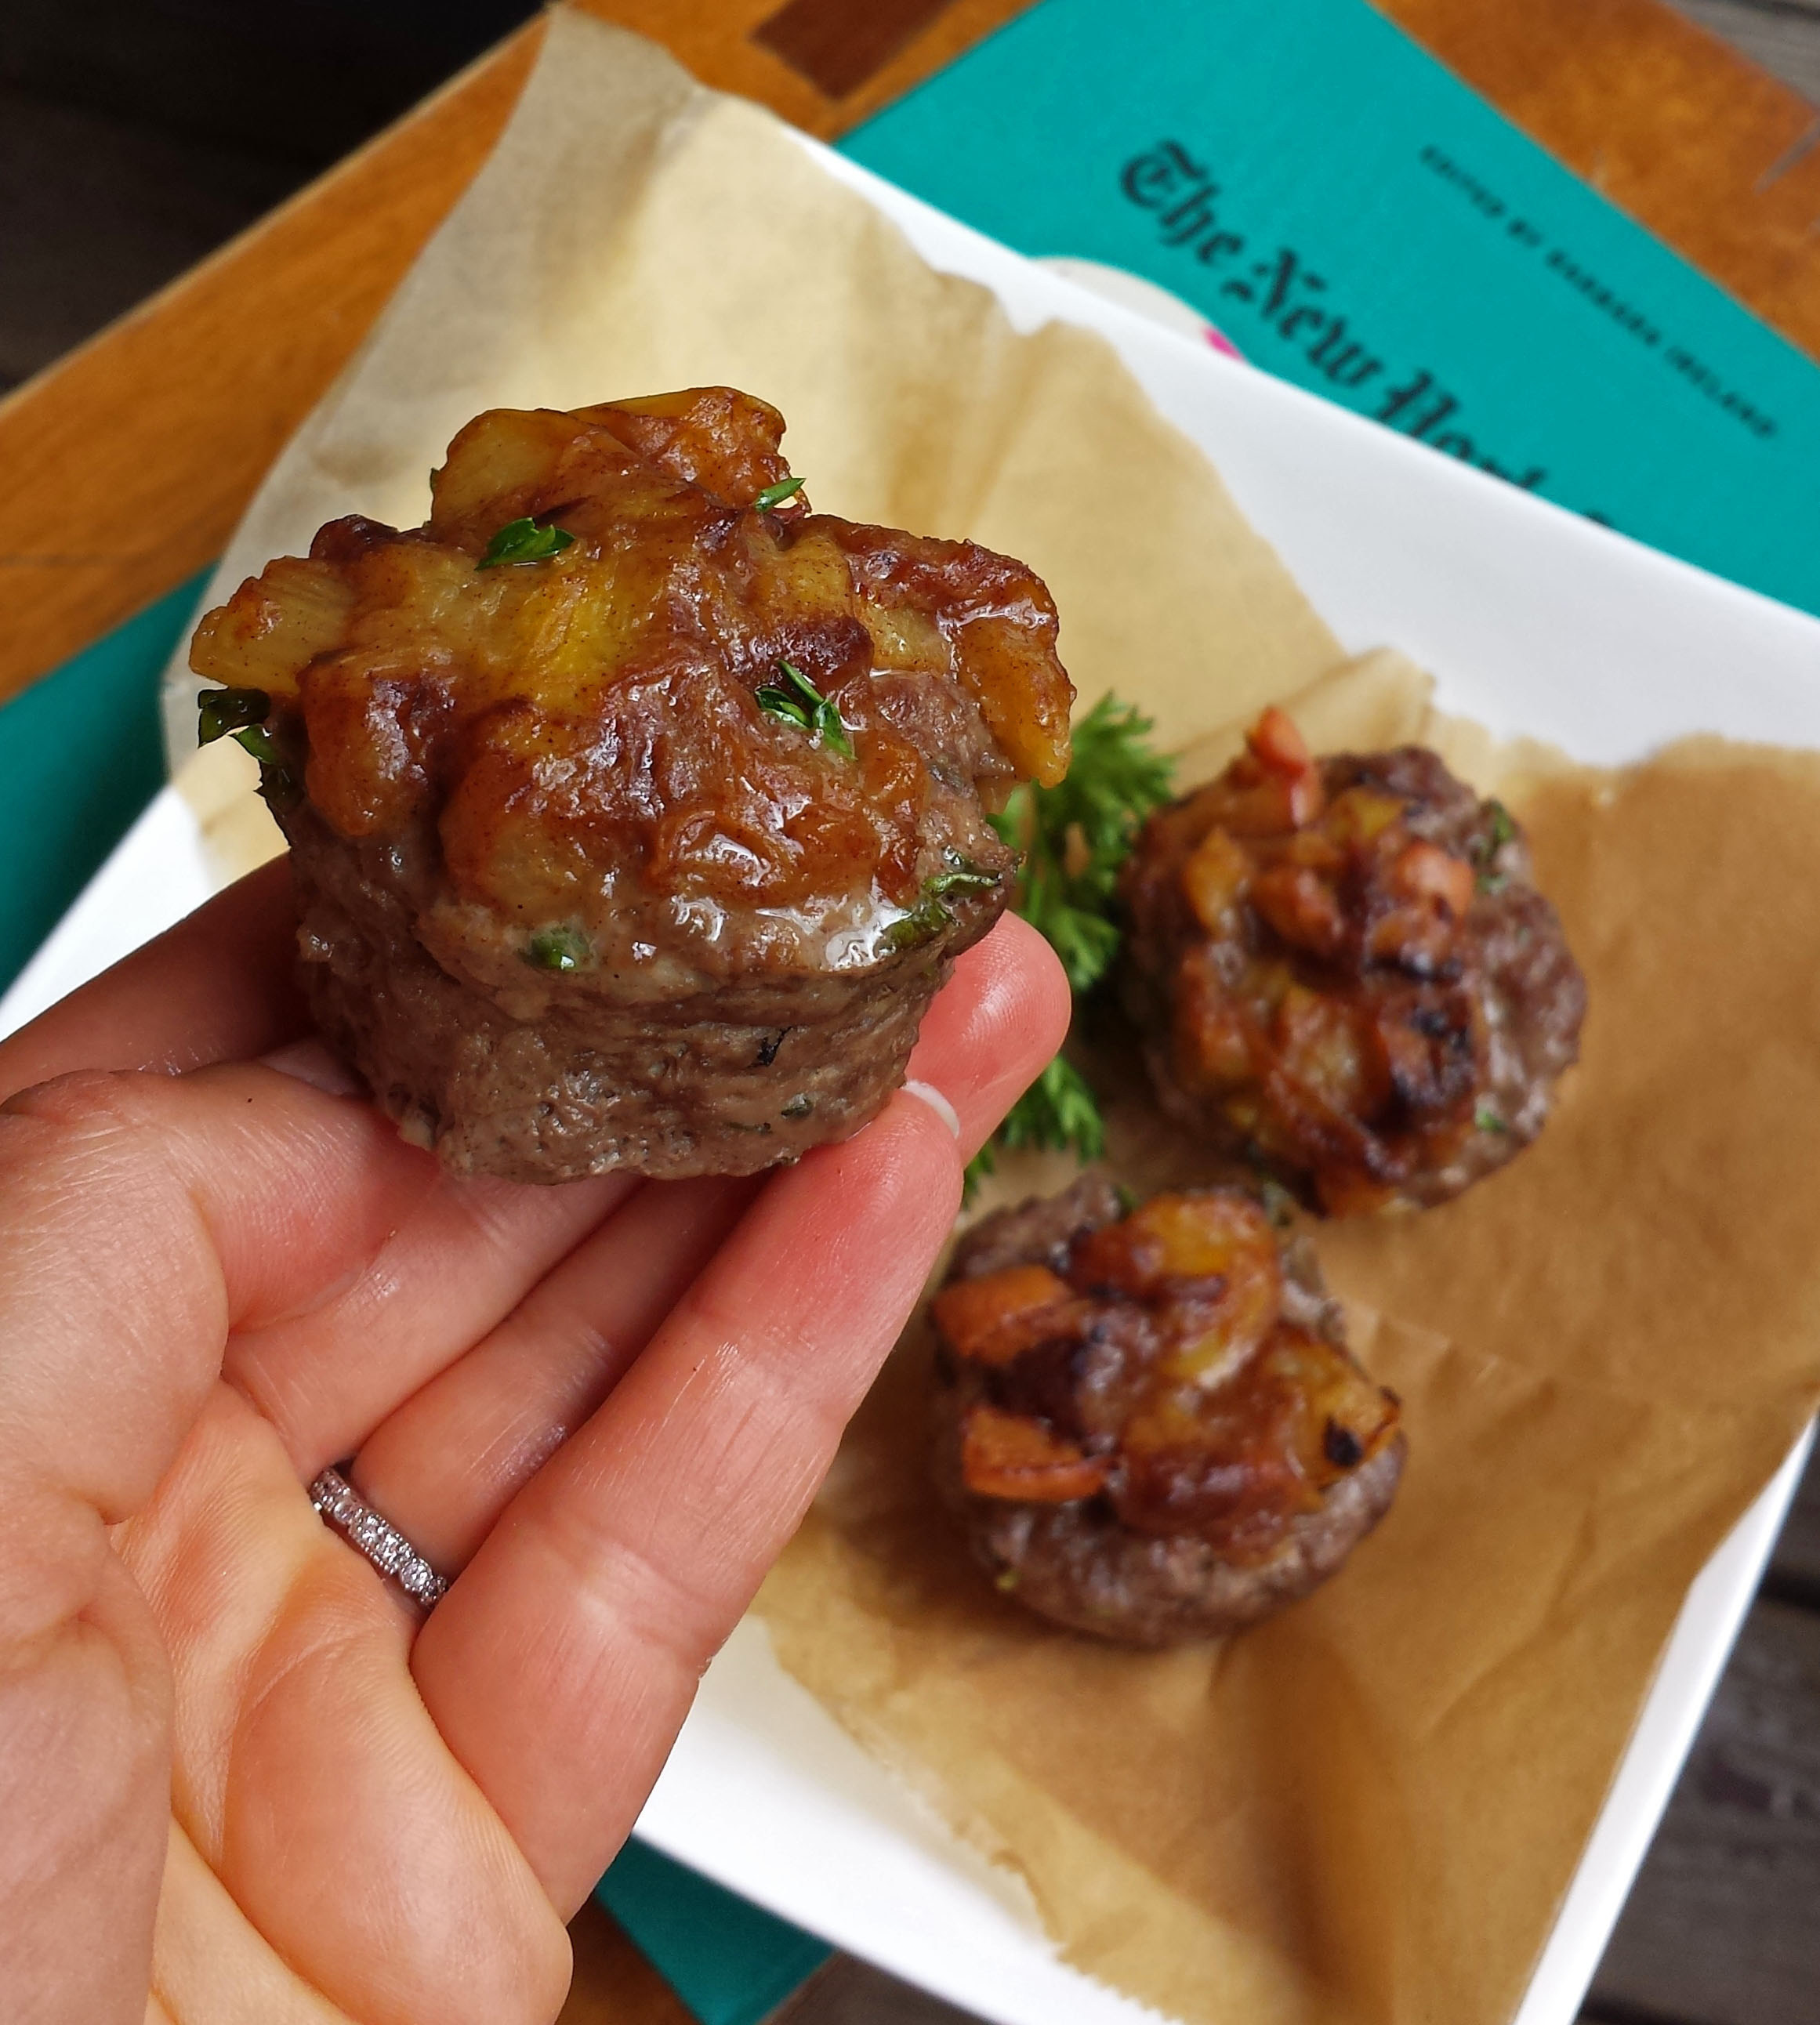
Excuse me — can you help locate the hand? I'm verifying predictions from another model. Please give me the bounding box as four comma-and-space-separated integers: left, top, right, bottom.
0, 862, 1068, 2025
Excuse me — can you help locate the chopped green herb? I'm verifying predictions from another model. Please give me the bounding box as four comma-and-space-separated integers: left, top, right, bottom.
881, 894, 952, 954
752, 476, 806, 513
756, 660, 853, 759
477, 516, 575, 569
523, 924, 591, 973
926, 855, 1001, 900
1474, 1104, 1510, 1135
781, 1094, 814, 1119
993, 1567, 1021, 1593
233, 725, 279, 766
197, 686, 270, 747
879, 859, 1001, 957
1470, 799, 1518, 878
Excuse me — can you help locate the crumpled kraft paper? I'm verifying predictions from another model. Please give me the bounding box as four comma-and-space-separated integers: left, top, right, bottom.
161, 13, 1820, 2023
760, 647, 1820, 2024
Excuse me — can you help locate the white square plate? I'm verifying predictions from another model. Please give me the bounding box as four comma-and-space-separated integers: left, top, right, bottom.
5, 138, 1816, 2025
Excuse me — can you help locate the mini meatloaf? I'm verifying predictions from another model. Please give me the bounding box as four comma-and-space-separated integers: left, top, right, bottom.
1119, 708, 1585, 1214
931, 1176, 1404, 1644
189, 388, 1074, 1182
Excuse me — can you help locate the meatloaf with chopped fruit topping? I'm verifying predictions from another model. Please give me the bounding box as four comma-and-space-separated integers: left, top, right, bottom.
188, 387, 1074, 1182
932, 1176, 1404, 1645
1119, 707, 1585, 1214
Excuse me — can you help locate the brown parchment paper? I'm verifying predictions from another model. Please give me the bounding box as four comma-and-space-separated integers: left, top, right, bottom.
157, 13, 1820, 2023
758, 650, 1820, 2025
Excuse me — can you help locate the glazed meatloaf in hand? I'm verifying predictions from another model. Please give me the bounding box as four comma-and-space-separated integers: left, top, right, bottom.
932, 1176, 1404, 1645
1120, 707, 1585, 1214
189, 388, 1073, 1182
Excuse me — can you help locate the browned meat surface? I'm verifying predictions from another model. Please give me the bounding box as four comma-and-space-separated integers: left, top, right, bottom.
189, 388, 1074, 1180
1120, 708, 1586, 1214
932, 1178, 1404, 1644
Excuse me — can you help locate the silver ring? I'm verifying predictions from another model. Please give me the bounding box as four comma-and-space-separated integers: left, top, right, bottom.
310, 1465, 450, 1610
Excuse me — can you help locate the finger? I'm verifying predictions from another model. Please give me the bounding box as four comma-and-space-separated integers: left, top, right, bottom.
223, 1130, 633, 1476
0, 857, 303, 1101
412, 1089, 966, 1911
0, 855, 640, 1465
350, 1173, 759, 1569
906, 911, 1072, 1160
347, 914, 1068, 1572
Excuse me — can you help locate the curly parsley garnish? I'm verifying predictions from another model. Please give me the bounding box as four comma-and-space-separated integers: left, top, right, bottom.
523, 925, 591, 973
756, 661, 853, 759
752, 476, 806, 513
965, 695, 1173, 1191
989, 694, 1176, 994
477, 517, 575, 570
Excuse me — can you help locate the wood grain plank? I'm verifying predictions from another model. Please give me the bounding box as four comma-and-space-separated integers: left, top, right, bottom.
4, 0, 1818, 710
1584, 1596, 1820, 2025
1376, 0, 1820, 356
0, 21, 540, 709
0, 0, 1042, 709
558, 1896, 697, 2025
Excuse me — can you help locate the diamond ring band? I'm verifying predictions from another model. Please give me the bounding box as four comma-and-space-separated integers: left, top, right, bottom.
309, 1465, 450, 1610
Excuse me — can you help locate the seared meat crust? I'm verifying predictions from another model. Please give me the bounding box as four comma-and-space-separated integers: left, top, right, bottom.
937, 1411, 1403, 1647
288, 803, 990, 1181
933, 1177, 1404, 1645
1120, 712, 1585, 1214
190, 389, 1073, 1179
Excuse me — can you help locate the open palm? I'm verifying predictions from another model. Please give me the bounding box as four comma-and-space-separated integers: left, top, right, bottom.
0, 863, 1067, 2025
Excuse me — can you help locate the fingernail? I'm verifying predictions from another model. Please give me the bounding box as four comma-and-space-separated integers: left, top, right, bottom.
902, 1078, 961, 1140
260, 1039, 362, 1098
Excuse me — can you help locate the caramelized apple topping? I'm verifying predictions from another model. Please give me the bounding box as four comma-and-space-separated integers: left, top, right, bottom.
940, 1187, 1399, 1558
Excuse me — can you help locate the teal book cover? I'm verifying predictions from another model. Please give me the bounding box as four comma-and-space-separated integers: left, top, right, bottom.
841, 0, 1820, 618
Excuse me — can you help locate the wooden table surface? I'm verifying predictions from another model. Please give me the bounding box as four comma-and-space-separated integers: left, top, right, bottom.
4, 4, 1818, 2023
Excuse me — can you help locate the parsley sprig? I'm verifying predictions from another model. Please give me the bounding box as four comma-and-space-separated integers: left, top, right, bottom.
477, 517, 575, 569
966, 694, 1173, 1190
756, 661, 854, 759
989, 694, 1176, 993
